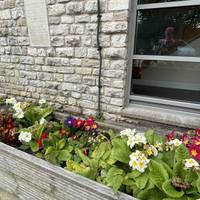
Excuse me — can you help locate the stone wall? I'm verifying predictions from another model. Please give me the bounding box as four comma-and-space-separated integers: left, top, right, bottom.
0, 0, 130, 123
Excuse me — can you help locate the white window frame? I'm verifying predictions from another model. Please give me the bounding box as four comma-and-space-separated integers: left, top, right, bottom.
128, 0, 200, 110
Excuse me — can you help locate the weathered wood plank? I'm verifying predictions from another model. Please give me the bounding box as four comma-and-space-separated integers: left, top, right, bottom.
0, 142, 136, 200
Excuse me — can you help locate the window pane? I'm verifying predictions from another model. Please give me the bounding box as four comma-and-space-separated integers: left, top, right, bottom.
131, 59, 200, 103
138, 0, 189, 4
134, 6, 200, 57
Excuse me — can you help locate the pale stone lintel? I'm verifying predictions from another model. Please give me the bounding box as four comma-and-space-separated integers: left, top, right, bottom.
121, 104, 200, 128
108, 0, 130, 11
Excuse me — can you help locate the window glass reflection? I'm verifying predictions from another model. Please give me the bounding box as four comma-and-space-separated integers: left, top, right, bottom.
135, 6, 200, 57
138, 0, 188, 4
131, 59, 200, 103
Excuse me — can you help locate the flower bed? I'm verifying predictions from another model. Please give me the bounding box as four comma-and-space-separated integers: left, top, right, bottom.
0, 97, 200, 200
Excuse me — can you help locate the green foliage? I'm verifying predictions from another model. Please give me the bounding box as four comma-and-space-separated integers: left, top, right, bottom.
162, 180, 184, 198
106, 166, 125, 192
111, 137, 131, 164
149, 160, 169, 190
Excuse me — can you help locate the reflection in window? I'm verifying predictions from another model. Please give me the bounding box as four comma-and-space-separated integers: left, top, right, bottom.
131, 59, 200, 103
138, 0, 188, 4
135, 6, 200, 57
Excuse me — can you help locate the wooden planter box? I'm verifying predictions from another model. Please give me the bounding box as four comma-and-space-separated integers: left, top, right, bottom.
0, 142, 136, 200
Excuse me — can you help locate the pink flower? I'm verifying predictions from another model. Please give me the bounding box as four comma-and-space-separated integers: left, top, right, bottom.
194, 128, 200, 136
181, 133, 190, 146
166, 131, 174, 141
189, 145, 200, 160
192, 137, 200, 146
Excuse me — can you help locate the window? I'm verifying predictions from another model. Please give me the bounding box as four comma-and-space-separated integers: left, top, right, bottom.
130, 0, 200, 109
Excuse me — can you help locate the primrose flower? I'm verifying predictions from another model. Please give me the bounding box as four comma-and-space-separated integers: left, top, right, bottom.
120, 129, 136, 137
192, 137, 200, 146
64, 117, 75, 127
189, 145, 200, 160
39, 98, 46, 105
129, 150, 150, 173
18, 131, 32, 143
183, 158, 199, 170
181, 133, 190, 146
145, 145, 158, 157
74, 118, 84, 128
166, 130, 174, 141
195, 129, 200, 136
127, 132, 147, 149
39, 117, 46, 125
6, 97, 17, 105
154, 142, 163, 151
13, 109, 24, 119
168, 139, 182, 147
13, 102, 22, 111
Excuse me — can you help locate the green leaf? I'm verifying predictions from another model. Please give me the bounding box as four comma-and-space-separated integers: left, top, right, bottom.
45, 146, 55, 155
137, 188, 166, 200
30, 141, 39, 152
36, 124, 45, 139
95, 142, 111, 160
111, 138, 131, 164
76, 149, 90, 166
42, 139, 53, 149
173, 161, 187, 179
66, 160, 96, 179
39, 106, 53, 118
45, 151, 59, 164
127, 170, 141, 179
154, 159, 173, 177
106, 166, 125, 192
162, 151, 175, 168
58, 150, 71, 161
175, 145, 190, 162
135, 173, 149, 189
162, 180, 184, 198
149, 160, 169, 190
195, 176, 200, 193
57, 138, 66, 150
145, 129, 154, 144
108, 129, 116, 140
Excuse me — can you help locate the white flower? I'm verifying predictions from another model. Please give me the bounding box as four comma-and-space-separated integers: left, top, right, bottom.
39, 98, 46, 105
6, 97, 17, 105
120, 129, 136, 137
127, 132, 147, 149
129, 150, 150, 173
39, 117, 46, 125
14, 109, 24, 119
13, 102, 22, 111
145, 145, 158, 157
168, 139, 182, 147
154, 142, 163, 151
183, 159, 199, 170
18, 131, 32, 143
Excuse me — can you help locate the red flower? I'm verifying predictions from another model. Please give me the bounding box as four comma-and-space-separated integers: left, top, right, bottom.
181, 133, 190, 146
74, 118, 84, 128
192, 137, 200, 146
189, 145, 200, 160
59, 128, 67, 137
85, 116, 95, 126
194, 128, 200, 136
38, 133, 48, 148
166, 131, 174, 141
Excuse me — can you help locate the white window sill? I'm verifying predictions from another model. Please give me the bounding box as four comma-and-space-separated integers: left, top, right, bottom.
121, 104, 200, 128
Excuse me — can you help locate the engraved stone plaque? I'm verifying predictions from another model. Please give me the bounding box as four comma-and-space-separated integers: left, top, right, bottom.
24, 0, 51, 47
